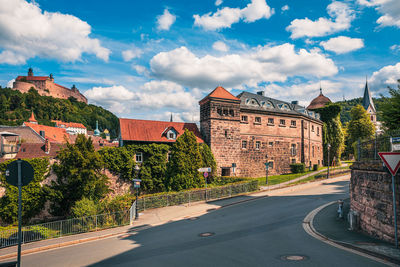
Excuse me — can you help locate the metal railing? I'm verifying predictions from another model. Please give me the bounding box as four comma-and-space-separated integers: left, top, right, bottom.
136, 180, 258, 212
0, 210, 131, 249
356, 131, 400, 161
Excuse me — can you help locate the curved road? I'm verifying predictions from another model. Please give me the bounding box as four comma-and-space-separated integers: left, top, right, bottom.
2, 179, 387, 266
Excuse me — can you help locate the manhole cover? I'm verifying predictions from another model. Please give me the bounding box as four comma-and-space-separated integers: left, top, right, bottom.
199, 232, 215, 237
188, 217, 199, 221
280, 255, 308, 261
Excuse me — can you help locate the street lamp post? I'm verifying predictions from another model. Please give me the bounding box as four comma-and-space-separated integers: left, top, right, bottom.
327, 143, 331, 179
265, 154, 269, 185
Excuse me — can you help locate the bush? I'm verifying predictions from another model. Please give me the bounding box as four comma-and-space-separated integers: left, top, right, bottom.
290, 163, 305, 174
98, 194, 135, 214
313, 164, 319, 171
71, 198, 98, 218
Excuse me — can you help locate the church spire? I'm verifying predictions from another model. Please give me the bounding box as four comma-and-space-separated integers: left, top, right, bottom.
363, 78, 375, 112
170, 113, 173, 122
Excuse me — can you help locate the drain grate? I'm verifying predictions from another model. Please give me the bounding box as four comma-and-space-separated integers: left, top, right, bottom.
199, 232, 215, 237
280, 255, 308, 261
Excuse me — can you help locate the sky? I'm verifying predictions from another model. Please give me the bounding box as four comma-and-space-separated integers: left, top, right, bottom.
0, 0, 399, 122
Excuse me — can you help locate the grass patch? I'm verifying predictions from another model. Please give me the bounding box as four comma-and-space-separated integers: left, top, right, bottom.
254, 169, 315, 186
288, 168, 351, 186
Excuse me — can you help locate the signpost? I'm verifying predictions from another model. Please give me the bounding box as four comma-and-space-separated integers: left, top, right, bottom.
5, 159, 34, 267
378, 152, 400, 248
392, 137, 400, 151
264, 162, 270, 185
132, 178, 141, 219
198, 167, 211, 201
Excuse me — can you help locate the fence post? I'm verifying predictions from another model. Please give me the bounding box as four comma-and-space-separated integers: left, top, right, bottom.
374, 133, 377, 160
95, 215, 98, 231
60, 220, 63, 237
357, 139, 361, 161
189, 191, 191, 206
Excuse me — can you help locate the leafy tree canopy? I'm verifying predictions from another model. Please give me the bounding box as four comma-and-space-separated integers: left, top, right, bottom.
379, 80, 400, 132
347, 105, 375, 144
0, 87, 118, 138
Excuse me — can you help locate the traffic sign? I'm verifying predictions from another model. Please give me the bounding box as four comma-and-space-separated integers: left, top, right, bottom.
392, 137, 400, 142
5, 160, 34, 187
198, 167, 212, 172
203, 172, 209, 178
132, 178, 141, 189
378, 152, 400, 176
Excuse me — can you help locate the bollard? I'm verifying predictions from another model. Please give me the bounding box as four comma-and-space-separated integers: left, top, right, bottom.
337, 199, 344, 219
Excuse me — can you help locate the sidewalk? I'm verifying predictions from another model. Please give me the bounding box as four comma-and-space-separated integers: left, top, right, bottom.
0, 174, 351, 262
310, 199, 400, 265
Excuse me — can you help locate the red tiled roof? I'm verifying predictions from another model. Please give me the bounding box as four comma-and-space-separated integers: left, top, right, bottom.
52, 120, 86, 129
24, 122, 70, 143
16, 76, 48, 81
307, 92, 332, 110
119, 118, 204, 143
15, 142, 63, 159
91, 136, 119, 150
199, 86, 240, 104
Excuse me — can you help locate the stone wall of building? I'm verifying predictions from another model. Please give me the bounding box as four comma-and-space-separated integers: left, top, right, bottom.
350, 161, 400, 244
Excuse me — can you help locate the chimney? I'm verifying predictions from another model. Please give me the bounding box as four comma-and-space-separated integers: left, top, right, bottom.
45, 138, 50, 154
291, 101, 299, 105
39, 130, 45, 138
257, 91, 265, 96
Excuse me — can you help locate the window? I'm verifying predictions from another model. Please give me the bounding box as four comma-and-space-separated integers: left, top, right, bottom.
312, 146, 315, 157
223, 109, 229, 116
291, 120, 296, 127
317, 127, 319, 136
268, 118, 274, 125
255, 117, 261, 124
168, 131, 176, 140
291, 158, 296, 164
136, 152, 143, 163
229, 110, 235, 116
311, 125, 314, 132
278, 103, 290, 110
241, 115, 248, 122
279, 119, 286, 126
217, 108, 222, 116
224, 130, 228, 138
255, 141, 261, 150
246, 98, 259, 106
268, 141, 274, 147
268, 161, 274, 169
167, 152, 172, 162
242, 140, 247, 149
291, 144, 296, 156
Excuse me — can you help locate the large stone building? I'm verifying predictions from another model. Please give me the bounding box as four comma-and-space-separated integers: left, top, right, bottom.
12, 68, 87, 103
200, 86, 324, 177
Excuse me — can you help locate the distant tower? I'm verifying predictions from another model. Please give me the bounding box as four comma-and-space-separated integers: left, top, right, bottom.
28, 111, 38, 124
362, 79, 376, 123
28, 68, 33, 77
170, 113, 173, 122
199, 86, 241, 176
94, 120, 100, 136
49, 73, 54, 81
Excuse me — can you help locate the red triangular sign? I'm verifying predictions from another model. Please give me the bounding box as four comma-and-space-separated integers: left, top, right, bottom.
378, 152, 400, 176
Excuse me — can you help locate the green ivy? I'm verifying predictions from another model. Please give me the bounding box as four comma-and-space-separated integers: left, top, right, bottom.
99, 147, 136, 180
0, 158, 50, 224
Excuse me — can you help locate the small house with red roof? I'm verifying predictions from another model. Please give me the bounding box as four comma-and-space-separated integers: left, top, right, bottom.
52, 120, 87, 135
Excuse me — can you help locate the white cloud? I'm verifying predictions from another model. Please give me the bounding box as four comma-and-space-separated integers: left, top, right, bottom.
320, 36, 364, 54
132, 65, 148, 75
262, 80, 342, 106
215, 0, 223, 6
194, 0, 274, 31
286, 1, 355, 39
281, 5, 289, 12
122, 47, 143, 62
212, 41, 229, 52
358, 0, 400, 28
84, 81, 197, 115
369, 62, 400, 94
390, 44, 400, 52
156, 9, 176, 31
0, 0, 110, 65
6, 79, 15, 88
150, 44, 338, 90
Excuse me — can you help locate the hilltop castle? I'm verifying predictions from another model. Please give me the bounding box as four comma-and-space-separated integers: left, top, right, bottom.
12, 68, 87, 103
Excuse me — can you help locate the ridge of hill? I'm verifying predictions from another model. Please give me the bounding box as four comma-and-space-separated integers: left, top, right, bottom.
335, 97, 384, 125
0, 87, 119, 138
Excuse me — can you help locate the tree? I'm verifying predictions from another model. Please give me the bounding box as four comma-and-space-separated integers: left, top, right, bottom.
380, 79, 400, 131
199, 143, 217, 177
50, 135, 109, 216
165, 130, 204, 191
316, 104, 345, 166
347, 105, 375, 145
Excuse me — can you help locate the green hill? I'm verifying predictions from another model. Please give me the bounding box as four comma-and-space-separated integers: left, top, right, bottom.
0, 87, 119, 138
335, 97, 384, 125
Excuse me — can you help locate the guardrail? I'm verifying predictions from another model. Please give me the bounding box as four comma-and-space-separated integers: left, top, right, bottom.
136, 180, 258, 211
0, 210, 130, 249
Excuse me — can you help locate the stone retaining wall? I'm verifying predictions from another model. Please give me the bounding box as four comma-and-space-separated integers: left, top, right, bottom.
350, 161, 400, 244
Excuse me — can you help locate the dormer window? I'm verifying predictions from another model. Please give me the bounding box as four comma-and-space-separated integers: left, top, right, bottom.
167, 130, 177, 140
278, 103, 290, 111
261, 101, 273, 109
246, 98, 259, 107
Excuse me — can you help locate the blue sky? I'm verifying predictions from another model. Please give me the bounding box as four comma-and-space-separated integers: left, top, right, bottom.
0, 0, 399, 122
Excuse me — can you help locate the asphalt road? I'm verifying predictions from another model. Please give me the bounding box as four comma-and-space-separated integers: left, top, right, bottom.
3, 180, 387, 266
